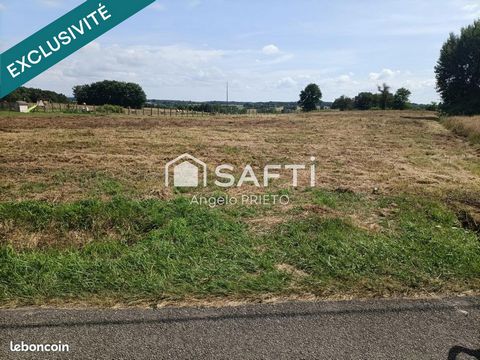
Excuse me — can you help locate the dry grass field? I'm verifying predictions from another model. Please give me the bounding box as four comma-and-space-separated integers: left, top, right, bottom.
0, 110, 478, 203
0, 110, 479, 306
444, 115, 480, 145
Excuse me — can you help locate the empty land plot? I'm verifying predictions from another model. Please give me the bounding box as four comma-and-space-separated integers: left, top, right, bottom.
0, 110, 479, 306
0, 110, 478, 202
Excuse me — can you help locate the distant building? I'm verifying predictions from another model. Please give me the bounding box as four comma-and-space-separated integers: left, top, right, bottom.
16, 101, 29, 113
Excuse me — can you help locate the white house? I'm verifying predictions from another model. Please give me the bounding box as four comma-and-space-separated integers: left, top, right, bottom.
16, 101, 29, 113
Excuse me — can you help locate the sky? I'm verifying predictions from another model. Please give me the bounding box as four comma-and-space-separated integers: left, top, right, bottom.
0, 0, 479, 103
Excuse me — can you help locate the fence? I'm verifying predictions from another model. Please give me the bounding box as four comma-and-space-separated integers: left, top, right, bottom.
123, 107, 211, 117
0, 101, 256, 117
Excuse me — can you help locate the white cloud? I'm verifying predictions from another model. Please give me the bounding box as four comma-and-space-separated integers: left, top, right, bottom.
27, 42, 227, 99
38, 0, 64, 7
368, 68, 400, 81
256, 54, 294, 66
462, 3, 479, 11
276, 77, 297, 89
367, 69, 435, 94
0, 3, 6, 11
457, 0, 480, 19
337, 74, 355, 83
262, 44, 280, 55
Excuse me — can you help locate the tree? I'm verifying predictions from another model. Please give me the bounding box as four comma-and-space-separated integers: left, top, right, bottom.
425, 102, 439, 112
1, 87, 68, 103
354, 92, 376, 110
377, 83, 393, 110
392, 88, 412, 110
73, 80, 147, 108
435, 20, 480, 115
332, 95, 354, 111
298, 83, 322, 112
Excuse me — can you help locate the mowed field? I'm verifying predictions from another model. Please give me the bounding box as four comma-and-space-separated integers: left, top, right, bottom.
1, 111, 479, 203
0, 110, 479, 306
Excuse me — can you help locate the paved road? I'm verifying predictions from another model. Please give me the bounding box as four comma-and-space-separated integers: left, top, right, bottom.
0, 297, 479, 360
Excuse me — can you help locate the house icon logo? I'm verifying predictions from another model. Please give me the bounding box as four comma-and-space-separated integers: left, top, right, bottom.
165, 154, 207, 187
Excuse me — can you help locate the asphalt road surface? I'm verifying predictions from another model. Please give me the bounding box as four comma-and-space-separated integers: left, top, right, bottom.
1, 297, 479, 360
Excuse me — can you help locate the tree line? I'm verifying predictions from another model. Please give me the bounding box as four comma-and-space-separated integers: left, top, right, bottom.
73, 80, 146, 109
298, 19, 480, 115
297, 83, 414, 112
1, 87, 69, 104
331, 85, 412, 111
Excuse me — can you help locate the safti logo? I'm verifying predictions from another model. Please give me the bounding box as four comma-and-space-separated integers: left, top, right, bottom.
164, 154, 317, 188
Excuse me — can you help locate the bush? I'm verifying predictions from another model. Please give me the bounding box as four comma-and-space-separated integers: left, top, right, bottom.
332, 96, 354, 111
96, 105, 124, 114
425, 102, 439, 112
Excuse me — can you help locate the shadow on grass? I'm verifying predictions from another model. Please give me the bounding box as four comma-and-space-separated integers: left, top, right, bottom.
400, 115, 439, 121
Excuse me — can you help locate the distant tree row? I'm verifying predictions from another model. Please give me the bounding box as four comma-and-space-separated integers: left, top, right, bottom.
330, 84, 412, 111
73, 80, 146, 109
1, 87, 69, 103
185, 103, 247, 114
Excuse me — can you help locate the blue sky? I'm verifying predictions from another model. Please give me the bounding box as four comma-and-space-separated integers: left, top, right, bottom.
1, 0, 479, 102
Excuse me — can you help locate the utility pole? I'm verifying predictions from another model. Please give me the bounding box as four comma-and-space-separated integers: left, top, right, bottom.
226, 81, 229, 114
